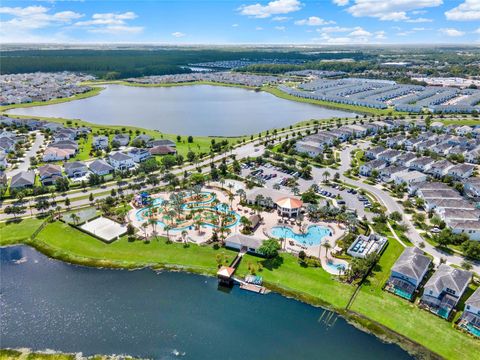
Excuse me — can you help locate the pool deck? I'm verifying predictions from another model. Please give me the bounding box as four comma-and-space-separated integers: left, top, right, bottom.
129, 186, 348, 276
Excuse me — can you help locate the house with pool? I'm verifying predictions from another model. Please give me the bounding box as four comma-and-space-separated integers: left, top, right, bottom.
385, 247, 431, 300
459, 287, 480, 338
420, 264, 472, 319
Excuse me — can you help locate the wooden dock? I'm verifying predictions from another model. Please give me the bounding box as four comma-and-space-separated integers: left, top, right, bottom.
239, 282, 270, 294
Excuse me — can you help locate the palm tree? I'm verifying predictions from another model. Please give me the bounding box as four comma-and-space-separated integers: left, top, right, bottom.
141, 222, 149, 240
322, 170, 331, 183
148, 218, 157, 238
228, 193, 235, 208
164, 225, 172, 241
69, 213, 80, 225
236, 188, 246, 202
322, 241, 332, 260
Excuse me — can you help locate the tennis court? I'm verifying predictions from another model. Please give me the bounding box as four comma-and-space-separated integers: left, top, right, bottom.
80, 216, 126, 242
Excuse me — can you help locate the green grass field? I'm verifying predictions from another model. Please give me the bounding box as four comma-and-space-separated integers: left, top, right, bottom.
2, 218, 479, 359
0, 217, 45, 245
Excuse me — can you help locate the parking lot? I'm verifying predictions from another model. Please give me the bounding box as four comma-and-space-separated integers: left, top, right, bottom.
241, 162, 373, 220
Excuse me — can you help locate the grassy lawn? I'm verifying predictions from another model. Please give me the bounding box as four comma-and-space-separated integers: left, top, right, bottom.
238, 253, 355, 309
33, 221, 235, 271
350, 236, 480, 360
0, 217, 45, 245
439, 118, 480, 126
3, 219, 478, 359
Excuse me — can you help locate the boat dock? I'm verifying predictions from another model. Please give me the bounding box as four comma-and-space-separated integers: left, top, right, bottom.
217, 247, 269, 294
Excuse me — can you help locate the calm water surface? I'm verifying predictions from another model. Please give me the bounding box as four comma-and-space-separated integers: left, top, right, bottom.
7, 85, 356, 136
0, 246, 412, 360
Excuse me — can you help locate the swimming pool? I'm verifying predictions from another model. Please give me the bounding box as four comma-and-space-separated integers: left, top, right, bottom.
270, 225, 331, 246
134, 192, 240, 231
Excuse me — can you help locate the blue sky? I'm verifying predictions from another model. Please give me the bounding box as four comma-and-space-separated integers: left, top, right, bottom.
0, 0, 479, 44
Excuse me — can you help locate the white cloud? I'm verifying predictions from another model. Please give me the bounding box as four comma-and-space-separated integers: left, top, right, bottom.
315, 26, 384, 44
272, 16, 289, 21
256, 26, 264, 30
440, 28, 466, 37
445, 0, 480, 21
239, 0, 302, 18
333, 0, 350, 5
171, 31, 186, 38
349, 27, 372, 36
74, 11, 143, 34
294, 16, 335, 26
346, 0, 443, 21
475, 28, 480, 34
0, 5, 83, 42
406, 17, 433, 23
232, 23, 239, 27
275, 26, 286, 31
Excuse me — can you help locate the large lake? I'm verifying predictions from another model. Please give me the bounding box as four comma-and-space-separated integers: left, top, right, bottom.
0, 246, 412, 360
7, 85, 357, 136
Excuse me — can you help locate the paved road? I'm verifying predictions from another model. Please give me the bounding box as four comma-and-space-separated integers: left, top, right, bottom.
332, 144, 480, 274
6, 131, 45, 178
2, 129, 478, 274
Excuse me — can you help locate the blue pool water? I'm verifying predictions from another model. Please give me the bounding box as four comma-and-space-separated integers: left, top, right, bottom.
134, 192, 240, 231
270, 225, 331, 246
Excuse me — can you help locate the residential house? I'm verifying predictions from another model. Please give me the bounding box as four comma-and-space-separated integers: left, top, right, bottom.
42, 146, 75, 162
447, 163, 475, 180
463, 177, 480, 199
421, 264, 471, 319
132, 134, 152, 146
365, 146, 385, 160
10, 170, 35, 189
395, 152, 417, 167
448, 220, 480, 241
379, 165, 407, 182
359, 159, 387, 176
112, 134, 130, 147
128, 148, 151, 163
109, 152, 135, 171
459, 288, 480, 336
92, 135, 109, 150
409, 157, 435, 172
392, 170, 427, 186
64, 161, 88, 179
386, 247, 431, 300
0, 152, 7, 169
0, 137, 15, 153
428, 160, 454, 178
149, 145, 177, 155
89, 159, 114, 176
38, 164, 63, 186
378, 149, 402, 164
147, 139, 176, 148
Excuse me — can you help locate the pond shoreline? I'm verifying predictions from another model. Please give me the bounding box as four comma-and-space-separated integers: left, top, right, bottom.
4, 241, 440, 360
